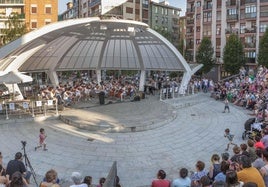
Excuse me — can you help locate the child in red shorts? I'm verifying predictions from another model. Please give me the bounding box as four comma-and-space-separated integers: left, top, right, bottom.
35, 128, 47, 151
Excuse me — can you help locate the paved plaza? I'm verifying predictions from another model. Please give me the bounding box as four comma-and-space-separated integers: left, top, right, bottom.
0, 93, 251, 187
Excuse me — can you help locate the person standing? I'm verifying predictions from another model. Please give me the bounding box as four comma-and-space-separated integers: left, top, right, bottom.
35, 128, 47, 151
223, 98, 230, 113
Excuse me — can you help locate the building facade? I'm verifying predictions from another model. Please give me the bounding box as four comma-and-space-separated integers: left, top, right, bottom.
149, 1, 181, 48
25, 0, 58, 31
186, 0, 268, 80
0, 0, 57, 35
59, 0, 181, 48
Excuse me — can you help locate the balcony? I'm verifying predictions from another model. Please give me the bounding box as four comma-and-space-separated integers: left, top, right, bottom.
245, 27, 256, 33
226, 14, 238, 21
88, 0, 100, 7
245, 12, 257, 19
260, 12, 268, 17
0, 13, 24, 19
260, 0, 268, 2
0, 0, 23, 4
226, 0, 237, 6
225, 28, 239, 34
186, 19, 194, 24
186, 32, 194, 37
172, 16, 179, 23
88, 9, 101, 17
203, 4, 212, 10
186, 7, 195, 13
245, 57, 256, 64
245, 0, 257, 3
244, 42, 256, 48
172, 25, 179, 30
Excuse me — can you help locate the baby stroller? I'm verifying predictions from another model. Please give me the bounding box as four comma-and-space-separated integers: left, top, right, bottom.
242, 118, 266, 140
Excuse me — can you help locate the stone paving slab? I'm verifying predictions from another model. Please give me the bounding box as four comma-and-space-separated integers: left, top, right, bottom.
0, 93, 251, 187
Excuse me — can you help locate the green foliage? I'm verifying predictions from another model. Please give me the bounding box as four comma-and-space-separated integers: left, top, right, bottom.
178, 39, 184, 57
169, 71, 178, 79
223, 34, 245, 75
258, 28, 268, 67
154, 27, 172, 42
2, 12, 26, 45
196, 37, 215, 74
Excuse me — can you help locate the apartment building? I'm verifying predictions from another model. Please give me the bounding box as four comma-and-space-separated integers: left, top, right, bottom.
149, 1, 181, 48
60, 0, 181, 48
186, 0, 268, 80
0, 0, 57, 34
25, 0, 58, 31
0, 0, 24, 35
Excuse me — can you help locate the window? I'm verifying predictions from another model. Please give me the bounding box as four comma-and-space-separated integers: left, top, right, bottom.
240, 24, 245, 34
245, 51, 256, 58
31, 5, 37, 14
143, 0, 148, 5
260, 22, 268, 32
126, 7, 133, 14
227, 8, 237, 15
135, 9, 139, 15
165, 8, 168, 15
31, 20, 37, 29
155, 16, 158, 23
196, 14, 200, 19
196, 39, 201, 44
45, 5, 52, 14
216, 26, 221, 35
245, 5, 256, 13
216, 38, 221, 49
155, 6, 158, 13
207, 12, 212, 21
196, 1, 201, 7
216, 11, 221, 20
83, 2, 86, 8
196, 26, 200, 32
45, 19, 51, 25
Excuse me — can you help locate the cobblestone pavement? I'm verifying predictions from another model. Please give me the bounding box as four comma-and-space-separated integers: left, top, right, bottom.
0, 93, 251, 187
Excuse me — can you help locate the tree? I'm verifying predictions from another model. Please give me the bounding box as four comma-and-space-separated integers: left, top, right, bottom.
196, 37, 215, 74
258, 28, 268, 67
2, 12, 26, 45
154, 27, 172, 42
223, 34, 245, 75
178, 38, 185, 57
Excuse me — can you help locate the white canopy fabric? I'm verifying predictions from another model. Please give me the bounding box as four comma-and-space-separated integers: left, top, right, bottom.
0, 71, 33, 84
0, 71, 33, 100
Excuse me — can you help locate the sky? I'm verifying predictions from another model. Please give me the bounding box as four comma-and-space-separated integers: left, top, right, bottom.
58, 0, 186, 15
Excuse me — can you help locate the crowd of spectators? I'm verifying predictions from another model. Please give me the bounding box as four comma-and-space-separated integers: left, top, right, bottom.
3, 67, 268, 186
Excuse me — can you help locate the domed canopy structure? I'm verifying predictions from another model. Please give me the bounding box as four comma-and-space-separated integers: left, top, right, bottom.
0, 17, 201, 94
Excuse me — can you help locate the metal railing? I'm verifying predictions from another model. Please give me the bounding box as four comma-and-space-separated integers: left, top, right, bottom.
0, 99, 59, 120
159, 85, 196, 101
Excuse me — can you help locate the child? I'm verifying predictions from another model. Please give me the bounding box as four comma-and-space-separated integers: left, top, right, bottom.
223, 98, 230, 113
224, 128, 236, 151
35, 128, 47, 151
